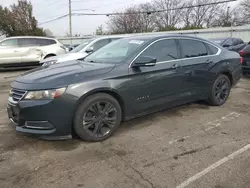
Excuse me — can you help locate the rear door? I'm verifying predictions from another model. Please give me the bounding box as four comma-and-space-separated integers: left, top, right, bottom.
177, 39, 219, 98
18, 38, 43, 63
0, 38, 22, 64
128, 39, 187, 114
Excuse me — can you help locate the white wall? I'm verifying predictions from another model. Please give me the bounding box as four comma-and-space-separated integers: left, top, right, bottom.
57, 25, 250, 45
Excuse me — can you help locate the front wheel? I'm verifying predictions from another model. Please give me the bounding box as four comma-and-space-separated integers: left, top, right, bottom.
73, 93, 122, 142
208, 74, 231, 106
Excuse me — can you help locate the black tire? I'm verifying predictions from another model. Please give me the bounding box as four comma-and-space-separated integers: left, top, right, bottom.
208, 74, 231, 106
73, 93, 122, 142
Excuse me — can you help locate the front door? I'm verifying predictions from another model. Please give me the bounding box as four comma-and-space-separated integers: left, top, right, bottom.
0, 38, 22, 65
127, 39, 187, 115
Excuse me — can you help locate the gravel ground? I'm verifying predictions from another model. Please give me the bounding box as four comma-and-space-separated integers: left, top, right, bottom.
0, 71, 250, 188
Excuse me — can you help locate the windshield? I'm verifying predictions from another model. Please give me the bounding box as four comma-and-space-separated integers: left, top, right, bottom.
209, 38, 226, 45
70, 38, 95, 53
84, 38, 148, 64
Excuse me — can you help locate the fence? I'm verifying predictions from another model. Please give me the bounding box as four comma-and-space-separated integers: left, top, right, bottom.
57, 25, 250, 45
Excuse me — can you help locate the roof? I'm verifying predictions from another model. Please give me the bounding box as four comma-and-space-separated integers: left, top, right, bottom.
4, 36, 57, 40
122, 33, 209, 41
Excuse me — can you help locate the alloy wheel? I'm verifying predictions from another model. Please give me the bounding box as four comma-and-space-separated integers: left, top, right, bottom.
82, 101, 117, 138
214, 77, 230, 104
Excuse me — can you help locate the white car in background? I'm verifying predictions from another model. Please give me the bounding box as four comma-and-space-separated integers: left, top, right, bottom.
40, 35, 126, 66
0, 36, 66, 69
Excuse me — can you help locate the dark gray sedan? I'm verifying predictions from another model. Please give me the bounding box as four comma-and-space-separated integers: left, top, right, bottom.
8, 35, 242, 141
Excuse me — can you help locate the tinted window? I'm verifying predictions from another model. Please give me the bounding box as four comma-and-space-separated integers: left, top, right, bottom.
207, 43, 219, 55
139, 39, 178, 62
179, 39, 208, 58
71, 38, 95, 53
232, 39, 239, 46
91, 39, 110, 51
0, 39, 18, 47
18, 38, 37, 47
36, 39, 56, 46
238, 39, 244, 44
223, 38, 233, 46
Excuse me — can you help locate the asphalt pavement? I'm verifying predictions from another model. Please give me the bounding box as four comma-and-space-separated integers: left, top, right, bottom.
0, 71, 249, 188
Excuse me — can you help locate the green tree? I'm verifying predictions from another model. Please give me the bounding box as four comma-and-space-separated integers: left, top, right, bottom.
0, 0, 45, 36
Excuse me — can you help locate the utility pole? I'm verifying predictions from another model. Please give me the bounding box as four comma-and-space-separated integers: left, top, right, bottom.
69, 0, 72, 44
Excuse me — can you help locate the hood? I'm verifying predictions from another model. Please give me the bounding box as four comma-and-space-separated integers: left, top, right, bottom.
41, 52, 89, 63
12, 61, 115, 90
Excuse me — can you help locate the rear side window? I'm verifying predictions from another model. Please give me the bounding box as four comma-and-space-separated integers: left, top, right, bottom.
0, 39, 18, 47
206, 43, 219, 55
18, 38, 37, 47
36, 39, 56, 46
179, 39, 208, 58
139, 39, 178, 62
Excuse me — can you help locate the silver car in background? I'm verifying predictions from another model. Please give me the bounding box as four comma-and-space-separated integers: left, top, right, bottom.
40, 35, 126, 66
0, 36, 66, 69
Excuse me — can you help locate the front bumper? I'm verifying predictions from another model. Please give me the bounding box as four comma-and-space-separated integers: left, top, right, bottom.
7, 93, 78, 138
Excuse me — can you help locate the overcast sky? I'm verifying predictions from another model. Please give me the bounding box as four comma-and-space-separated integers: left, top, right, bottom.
1, 0, 239, 37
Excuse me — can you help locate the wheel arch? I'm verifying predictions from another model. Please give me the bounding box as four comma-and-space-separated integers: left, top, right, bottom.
70, 88, 125, 137
73, 88, 125, 121
219, 71, 233, 86
43, 53, 56, 59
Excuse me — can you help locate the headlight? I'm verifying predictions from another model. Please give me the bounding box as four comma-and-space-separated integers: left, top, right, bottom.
24, 87, 66, 100
42, 60, 58, 67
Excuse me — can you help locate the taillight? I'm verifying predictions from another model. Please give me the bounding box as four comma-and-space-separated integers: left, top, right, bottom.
240, 57, 243, 64
239, 50, 247, 56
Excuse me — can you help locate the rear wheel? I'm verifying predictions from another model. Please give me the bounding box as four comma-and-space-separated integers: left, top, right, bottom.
208, 74, 231, 106
73, 93, 122, 142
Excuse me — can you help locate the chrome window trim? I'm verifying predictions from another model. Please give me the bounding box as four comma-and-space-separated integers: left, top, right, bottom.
129, 37, 221, 68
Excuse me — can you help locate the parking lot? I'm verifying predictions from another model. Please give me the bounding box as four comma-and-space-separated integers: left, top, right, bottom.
0, 71, 250, 188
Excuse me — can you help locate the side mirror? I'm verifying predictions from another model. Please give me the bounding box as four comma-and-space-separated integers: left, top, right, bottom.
132, 56, 157, 67
223, 44, 230, 48
86, 46, 94, 53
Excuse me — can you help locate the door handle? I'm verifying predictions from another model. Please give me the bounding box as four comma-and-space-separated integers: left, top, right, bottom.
205, 60, 213, 64
171, 64, 181, 69
13, 50, 19, 53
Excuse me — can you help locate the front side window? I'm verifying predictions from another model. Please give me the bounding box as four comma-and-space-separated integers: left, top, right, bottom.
91, 39, 110, 51
138, 39, 178, 62
179, 39, 208, 58
0, 39, 18, 47
18, 38, 37, 47
84, 38, 148, 64
71, 39, 95, 53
